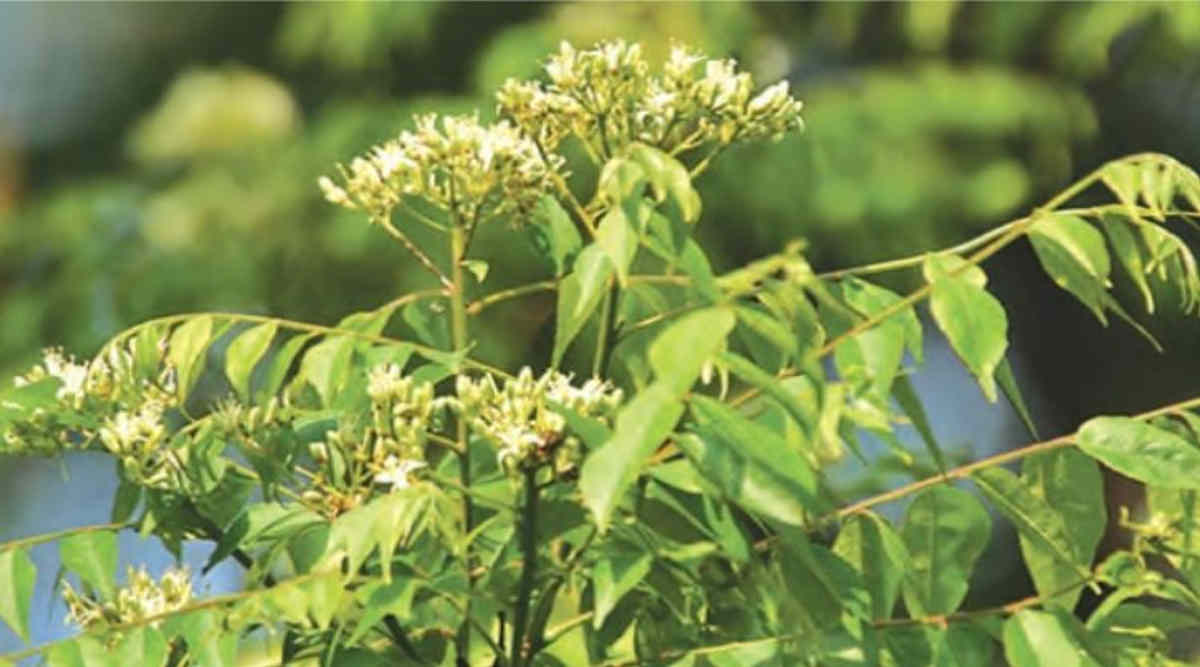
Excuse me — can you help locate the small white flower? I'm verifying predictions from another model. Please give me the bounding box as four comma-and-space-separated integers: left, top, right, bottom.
374, 456, 427, 490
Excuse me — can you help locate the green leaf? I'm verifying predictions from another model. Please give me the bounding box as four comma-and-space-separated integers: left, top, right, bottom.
110, 476, 142, 524
113, 627, 169, 667
1003, 609, 1104, 667
972, 467, 1093, 609
995, 358, 1039, 439
900, 486, 991, 615
648, 307, 735, 395
1077, 416, 1200, 488
1099, 215, 1155, 313
402, 300, 449, 350
682, 395, 828, 523
168, 316, 214, 400
932, 625, 996, 667
225, 322, 277, 400
1022, 448, 1106, 609
298, 335, 354, 406
593, 542, 654, 629
167, 610, 238, 666
45, 636, 110, 667
348, 577, 422, 644
627, 144, 701, 225
596, 207, 638, 286
553, 245, 613, 367
842, 277, 923, 364
580, 383, 684, 532
462, 259, 489, 284
529, 196, 584, 277
60, 530, 118, 598
258, 333, 314, 402
924, 256, 1008, 402
717, 351, 816, 438
832, 512, 910, 618
1029, 214, 1111, 323
891, 375, 946, 473
0, 548, 35, 642
735, 305, 798, 358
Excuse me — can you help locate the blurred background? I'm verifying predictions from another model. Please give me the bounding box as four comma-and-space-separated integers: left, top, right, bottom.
3, 1, 1200, 657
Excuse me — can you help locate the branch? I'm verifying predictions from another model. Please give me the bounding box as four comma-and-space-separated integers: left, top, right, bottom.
377, 218, 454, 289
0, 521, 130, 554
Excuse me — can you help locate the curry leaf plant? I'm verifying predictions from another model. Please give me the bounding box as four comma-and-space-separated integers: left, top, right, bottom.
5, 40, 1200, 666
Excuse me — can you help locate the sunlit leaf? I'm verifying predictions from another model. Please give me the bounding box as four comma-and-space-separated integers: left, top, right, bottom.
1003, 609, 1104, 667
0, 548, 35, 642
225, 322, 277, 400
1077, 416, 1200, 489
168, 315, 214, 400
528, 195, 583, 276
553, 245, 613, 367
1028, 214, 1111, 323
648, 307, 735, 395
924, 256, 1007, 401
60, 530, 118, 598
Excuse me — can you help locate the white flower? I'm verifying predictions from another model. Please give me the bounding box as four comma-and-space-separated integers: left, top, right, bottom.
374, 456, 427, 490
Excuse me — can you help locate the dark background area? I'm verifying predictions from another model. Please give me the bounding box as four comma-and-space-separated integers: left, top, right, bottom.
3, 1, 1200, 656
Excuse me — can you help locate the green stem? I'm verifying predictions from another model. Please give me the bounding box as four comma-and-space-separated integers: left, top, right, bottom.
510, 466, 541, 667
593, 278, 620, 377
448, 225, 477, 663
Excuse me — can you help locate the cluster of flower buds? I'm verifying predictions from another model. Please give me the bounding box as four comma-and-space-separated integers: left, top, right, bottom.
98, 402, 181, 490
62, 566, 192, 630
318, 113, 563, 226
212, 396, 289, 438
497, 40, 804, 161
14, 348, 89, 408
454, 367, 622, 472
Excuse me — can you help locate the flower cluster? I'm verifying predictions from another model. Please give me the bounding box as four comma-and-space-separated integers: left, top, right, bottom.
98, 401, 183, 490
497, 41, 804, 160
454, 367, 622, 471
318, 113, 562, 226
3, 344, 178, 456
62, 566, 193, 630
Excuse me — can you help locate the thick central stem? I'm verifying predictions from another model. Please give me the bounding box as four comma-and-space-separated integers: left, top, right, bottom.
449, 225, 475, 662
510, 466, 540, 666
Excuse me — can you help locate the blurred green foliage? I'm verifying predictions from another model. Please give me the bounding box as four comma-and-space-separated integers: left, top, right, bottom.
3, 0, 1199, 376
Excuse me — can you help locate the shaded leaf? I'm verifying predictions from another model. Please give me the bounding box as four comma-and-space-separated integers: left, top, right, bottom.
593, 542, 654, 629
996, 358, 1039, 439
1029, 214, 1111, 323
832, 512, 909, 618
167, 316, 214, 400
900, 486, 991, 615
1003, 609, 1103, 667
528, 195, 583, 276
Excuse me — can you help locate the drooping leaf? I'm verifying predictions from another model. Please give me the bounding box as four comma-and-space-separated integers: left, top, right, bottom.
552, 245, 613, 367
225, 322, 277, 400
462, 259, 489, 284
402, 300, 449, 349
167, 316, 214, 400
648, 307, 736, 395
891, 375, 946, 473
995, 358, 1039, 439
972, 467, 1093, 610
924, 256, 1008, 402
1003, 609, 1104, 667
297, 335, 355, 406
0, 548, 35, 642
1028, 214, 1111, 323
592, 542, 654, 629
832, 512, 910, 618
528, 195, 584, 277
580, 384, 684, 533
626, 143, 702, 226
899, 486, 991, 616
1099, 214, 1155, 313
1077, 416, 1200, 489
596, 207, 639, 286
258, 333, 314, 402
348, 577, 422, 645
60, 530, 118, 598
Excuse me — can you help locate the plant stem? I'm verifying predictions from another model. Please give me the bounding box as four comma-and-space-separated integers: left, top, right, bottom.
379, 218, 453, 288
448, 224, 477, 663
823, 393, 1200, 523
510, 466, 541, 667
593, 278, 620, 376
